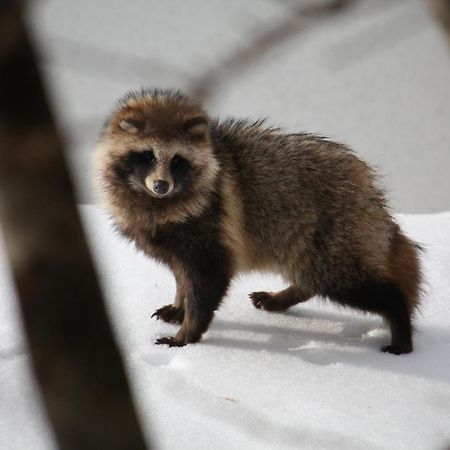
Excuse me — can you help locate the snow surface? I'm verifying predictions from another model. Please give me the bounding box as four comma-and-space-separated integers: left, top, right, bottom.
1, 206, 450, 450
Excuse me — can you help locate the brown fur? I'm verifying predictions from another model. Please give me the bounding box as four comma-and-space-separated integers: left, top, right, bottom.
389, 230, 422, 313
94, 88, 422, 354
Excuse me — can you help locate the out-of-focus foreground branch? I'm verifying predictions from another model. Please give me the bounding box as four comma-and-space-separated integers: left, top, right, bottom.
0, 4, 148, 450
427, 0, 450, 45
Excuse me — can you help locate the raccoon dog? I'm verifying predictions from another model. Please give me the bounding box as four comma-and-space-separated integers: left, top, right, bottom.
94, 89, 421, 355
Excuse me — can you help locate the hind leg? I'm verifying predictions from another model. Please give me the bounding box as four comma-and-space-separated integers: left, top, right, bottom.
250, 285, 312, 312
331, 279, 414, 355
381, 302, 413, 355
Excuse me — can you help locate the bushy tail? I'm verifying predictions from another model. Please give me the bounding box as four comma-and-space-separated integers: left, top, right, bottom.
389, 229, 422, 315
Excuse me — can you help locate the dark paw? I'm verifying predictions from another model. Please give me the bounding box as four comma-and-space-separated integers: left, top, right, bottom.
249, 291, 274, 310
154, 336, 187, 347
381, 344, 413, 355
151, 304, 184, 324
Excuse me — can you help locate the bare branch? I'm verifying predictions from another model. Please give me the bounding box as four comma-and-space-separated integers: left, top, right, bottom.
188, 0, 357, 103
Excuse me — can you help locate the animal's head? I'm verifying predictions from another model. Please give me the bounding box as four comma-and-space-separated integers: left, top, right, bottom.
93, 89, 220, 224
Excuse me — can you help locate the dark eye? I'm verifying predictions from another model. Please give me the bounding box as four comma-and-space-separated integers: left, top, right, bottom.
171, 155, 181, 166
141, 150, 155, 163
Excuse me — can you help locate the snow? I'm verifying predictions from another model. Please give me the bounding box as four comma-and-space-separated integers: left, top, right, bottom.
1, 206, 449, 450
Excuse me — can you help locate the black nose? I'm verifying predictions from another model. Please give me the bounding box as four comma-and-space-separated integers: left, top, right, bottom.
153, 180, 169, 195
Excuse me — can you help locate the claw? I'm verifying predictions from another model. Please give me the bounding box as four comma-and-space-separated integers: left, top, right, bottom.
249, 291, 272, 309
154, 336, 187, 347
152, 304, 184, 324
381, 344, 412, 355
155, 336, 174, 345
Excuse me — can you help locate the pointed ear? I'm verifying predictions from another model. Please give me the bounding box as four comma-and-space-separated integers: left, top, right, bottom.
183, 116, 209, 137
119, 119, 140, 134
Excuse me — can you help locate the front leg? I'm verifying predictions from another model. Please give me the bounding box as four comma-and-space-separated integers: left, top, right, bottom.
152, 266, 187, 324
155, 254, 231, 347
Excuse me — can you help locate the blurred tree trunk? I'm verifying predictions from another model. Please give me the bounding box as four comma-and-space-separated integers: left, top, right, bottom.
0, 3, 149, 450
427, 0, 450, 45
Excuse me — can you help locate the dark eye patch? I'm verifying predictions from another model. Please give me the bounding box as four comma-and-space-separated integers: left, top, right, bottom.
141, 150, 155, 163
125, 149, 155, 167
115, 149, 156, 183
170, 155, 190, 183
171, 155, 182, 167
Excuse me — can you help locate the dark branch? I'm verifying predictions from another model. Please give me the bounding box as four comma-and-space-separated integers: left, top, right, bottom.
188, 0, 357, 103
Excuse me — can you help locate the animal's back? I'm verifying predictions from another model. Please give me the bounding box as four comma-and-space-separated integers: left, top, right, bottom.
211, 120, 394, 284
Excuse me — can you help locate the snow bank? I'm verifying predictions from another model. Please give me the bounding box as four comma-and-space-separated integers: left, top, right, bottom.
0, 206, 449, 449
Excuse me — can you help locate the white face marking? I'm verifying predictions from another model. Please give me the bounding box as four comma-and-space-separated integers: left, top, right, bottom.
144, 176, 155, 193
152, 147, 162, 160
144, 175, 174, 197
144, 159, 175, 198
